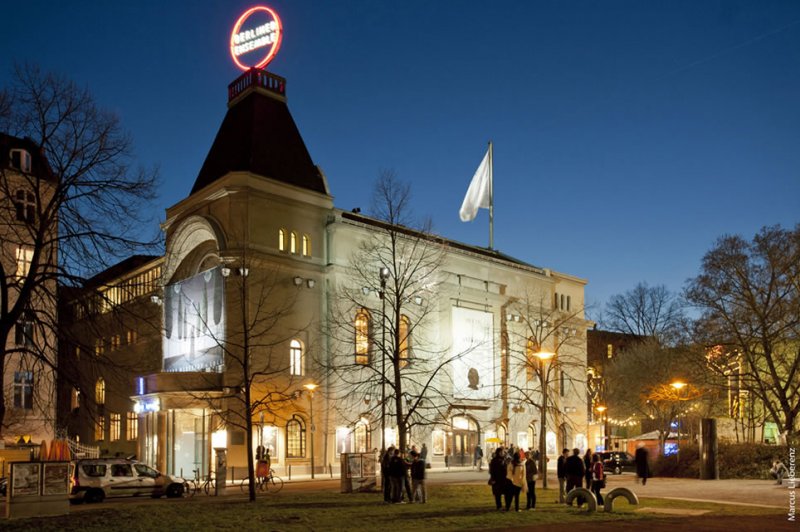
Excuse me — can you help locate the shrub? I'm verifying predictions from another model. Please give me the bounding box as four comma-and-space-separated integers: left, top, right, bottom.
651, 442, 790, 479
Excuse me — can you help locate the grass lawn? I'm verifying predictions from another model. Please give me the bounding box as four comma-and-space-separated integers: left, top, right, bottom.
7, 485, 784, 531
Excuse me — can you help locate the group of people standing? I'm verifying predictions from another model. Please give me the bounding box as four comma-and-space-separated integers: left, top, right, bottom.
557, 448, 606, 505
487, 445, 540, 512
380, 444, 428, 504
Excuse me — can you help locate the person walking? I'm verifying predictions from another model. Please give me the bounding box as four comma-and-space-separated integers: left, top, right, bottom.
474, 444, 484, 471
590, 453, 605, 505
635, 443, 650, 485
488, 447, 508, 510
505, 452, 527, 512
556, 448, 569, 503
583, 448, 593, 489
524, 450, 538, 510
410, 451, 427, 503
565, 448, 585, 506
381, 446, 394, 503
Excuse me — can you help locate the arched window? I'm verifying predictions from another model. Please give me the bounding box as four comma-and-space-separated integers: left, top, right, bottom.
14, 189, 36, 223
278, 229, 287, 251
289, 339, 304, 376
526, 338, 539, 381
497, 424, 507, 446
96, 378, 105, 405
301, 234, 311, 257
399, 315, 411, 368
354, 309, 371, 365
354, 419, 370, 453
527, 425, 537, 451
290, 232, 297, 254
286, 415, 306, 458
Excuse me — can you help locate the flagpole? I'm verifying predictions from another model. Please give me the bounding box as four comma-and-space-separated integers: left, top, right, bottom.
488, 141, 494, 250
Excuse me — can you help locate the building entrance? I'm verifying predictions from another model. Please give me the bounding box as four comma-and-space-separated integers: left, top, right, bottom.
447, 416, 479, 467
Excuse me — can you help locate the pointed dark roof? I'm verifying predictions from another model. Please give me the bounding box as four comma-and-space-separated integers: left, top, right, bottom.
191, 69, 326, 195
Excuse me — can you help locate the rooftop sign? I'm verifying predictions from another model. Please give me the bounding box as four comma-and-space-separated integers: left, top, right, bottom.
230, 6, 283, 71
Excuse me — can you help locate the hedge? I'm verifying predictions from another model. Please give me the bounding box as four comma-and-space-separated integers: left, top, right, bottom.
651, 442, 791, 479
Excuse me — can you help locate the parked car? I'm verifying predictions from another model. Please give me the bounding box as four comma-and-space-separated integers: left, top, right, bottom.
599, 451, 635, 475
70, 459, 186, 503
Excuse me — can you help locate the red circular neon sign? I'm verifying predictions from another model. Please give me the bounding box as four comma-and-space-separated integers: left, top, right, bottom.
230, 6, 283, 71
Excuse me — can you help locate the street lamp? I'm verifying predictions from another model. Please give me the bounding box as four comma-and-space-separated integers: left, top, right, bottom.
534, 349, 555, 489
595, 405, 609, 451
303, 382, 318, 479
378, 266, 390, 453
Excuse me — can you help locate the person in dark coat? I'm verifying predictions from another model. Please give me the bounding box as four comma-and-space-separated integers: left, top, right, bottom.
556, 448, 569, 503
474, 444, 484, 471
388, 449, 406, 503
635, 443, 650, 485
488, 447, 508, 510
583, 448, 593, 489
524, 450, 538, 510
410, 451, 426, 503
565, 448, 585, 506
381, 446, 394, 502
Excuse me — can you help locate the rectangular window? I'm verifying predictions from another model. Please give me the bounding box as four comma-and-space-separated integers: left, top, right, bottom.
566, 295, 571, 311
95, 415, 105, 441
111, 335, 121, 350
15, 246, 33, 278
13, 371, 34, 409
126, 329, 138, 345
15, 316, 34, 347
110, 413, 121, 441
607, 344, 613, 359
95, 339, 104, 357
127, 412, 139, 440
10, 149, 32, 172
289, 341, 303, 376
554, 292, 559, 309
560, 369, 566, 396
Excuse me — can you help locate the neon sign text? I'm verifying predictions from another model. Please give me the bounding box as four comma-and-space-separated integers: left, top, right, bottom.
230, 6, 283, 71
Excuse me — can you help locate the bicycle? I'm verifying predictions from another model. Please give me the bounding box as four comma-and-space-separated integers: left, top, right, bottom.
239, 468, 284, 494
187, 469, 216, 496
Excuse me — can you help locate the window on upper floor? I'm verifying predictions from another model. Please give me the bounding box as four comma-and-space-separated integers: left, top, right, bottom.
15, 311, 35, 347
278, 228, 287, 252
14, 189, 36, 223
290, 232, 297, 254
399, 315, 411, 368
354, 309, 371, 365
526, 338, 538, 381
289, 339, 304, 376
15, 246, 33, 279
71, 387, 81, 411
13, 371, 34, 409
10, 149, 32, 173
94, 338, 104, 357
110, 413, 121, 441
96, 378, 106, 405
302, 234, 311, 257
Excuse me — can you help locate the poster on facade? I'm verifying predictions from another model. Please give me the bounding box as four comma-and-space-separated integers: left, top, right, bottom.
163, 267, 225, 372
42, 462, 69, 495
451, 307, 494, 399
11, 462, 41, 497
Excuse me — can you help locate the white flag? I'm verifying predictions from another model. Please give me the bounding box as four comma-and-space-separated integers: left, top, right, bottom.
459, 148, 491, 222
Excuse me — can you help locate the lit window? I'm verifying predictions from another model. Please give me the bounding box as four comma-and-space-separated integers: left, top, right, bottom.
9, 149, 32, 173
95, 339, 104, 357
127, 329, 138, 344
13, 371, 34, 409
526, 338, 538, 381
607, 344, 613, 359
302, 234, 311, 257
127, 412, 139, 440
14, 189, 36, 223
15, 246, 33, 278
95, 415, 105, 441
111, 335, 121, 350
278, 229, 286, 251
110, 413, 121, 441
399, 315, 411, 368
354, 419, 370, 453
354, 309, 371, 365
289, 339, 304, 376
71, 388, 81, 410
96, 378, 105, 405
286, 415, 306, 458
290, 232, 297, 254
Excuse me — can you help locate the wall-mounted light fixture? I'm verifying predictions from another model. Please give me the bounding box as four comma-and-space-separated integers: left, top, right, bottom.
239, 267, 249, 277
306, 279, 316, 288
150, 295, 162, 305
293, 276, 303, 286
221, 267, 231, 278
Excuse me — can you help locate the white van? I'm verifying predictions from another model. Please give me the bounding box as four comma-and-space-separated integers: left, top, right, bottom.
70, 459, 187, 503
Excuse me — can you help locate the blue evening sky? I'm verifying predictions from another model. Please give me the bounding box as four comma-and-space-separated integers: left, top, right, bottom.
2, 1, 798, 317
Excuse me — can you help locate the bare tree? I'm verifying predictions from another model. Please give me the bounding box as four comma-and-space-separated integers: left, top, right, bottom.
323, 172, 459, 455
504, 290, 585, 488
686, 224, 800, 444
603, 282, 687, 345
0, 64, 157, 437
604, 339, 709, 453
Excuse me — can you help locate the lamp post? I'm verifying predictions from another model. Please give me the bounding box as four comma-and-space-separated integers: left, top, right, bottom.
378, 266, 390, 452
595, 405, 609, 451
535, 349, 555, 489
303, 382, 318, 479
